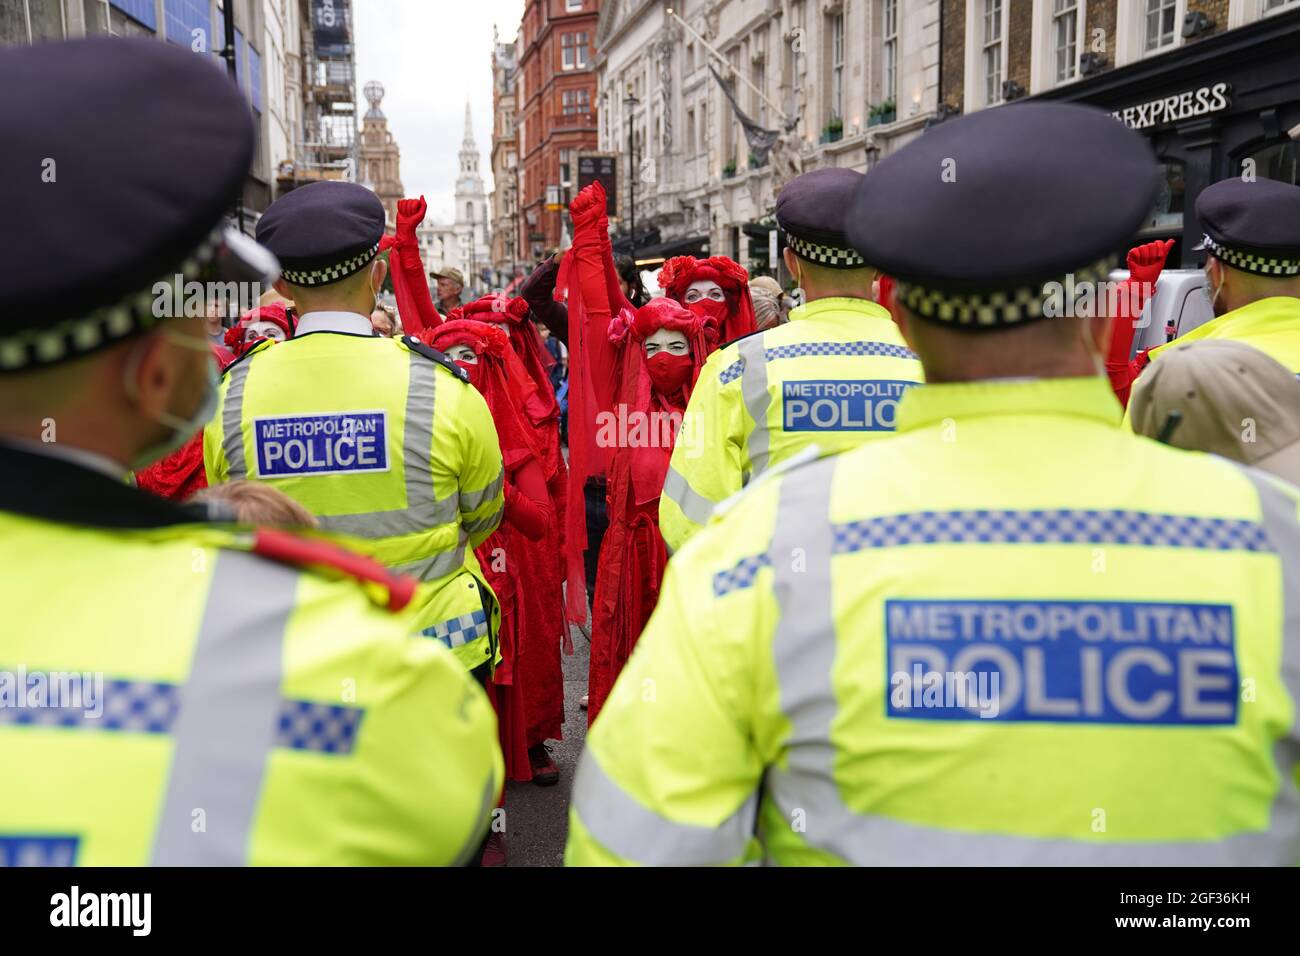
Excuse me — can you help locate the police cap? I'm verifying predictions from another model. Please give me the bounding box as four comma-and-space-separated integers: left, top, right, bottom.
256, 181, 386, 288
0, 38, 259, 372
1194, 177, 1300, 277
847, 103, 1159, 328
776, 168, 868, 269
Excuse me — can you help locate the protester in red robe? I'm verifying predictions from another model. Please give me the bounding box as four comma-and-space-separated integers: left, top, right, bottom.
455, 293, 569, 777
656, 253, 757, 351
419, 318, 552, 787
135, 303, 292, 500
564, 181, 710, 723
380, 196, 444, 336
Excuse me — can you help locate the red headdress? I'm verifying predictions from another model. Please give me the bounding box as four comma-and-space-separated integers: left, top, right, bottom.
419, 319, 544, 471
459, 294, 560, 427
224, 302, 292, 357
656, 255, 756, 349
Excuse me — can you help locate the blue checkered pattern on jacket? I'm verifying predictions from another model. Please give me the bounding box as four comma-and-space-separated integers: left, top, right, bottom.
0, 679, 179, 733
712, 509, 1273, 596
423, 609, 489, 649
0, 678, 364, 755
0, 836, 79, 867
717, 340, 919, 385
275, 699, 364, 755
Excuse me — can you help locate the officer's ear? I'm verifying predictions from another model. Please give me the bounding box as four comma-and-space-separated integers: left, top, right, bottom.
272, 277, 296, 301
370, 256, 389, 294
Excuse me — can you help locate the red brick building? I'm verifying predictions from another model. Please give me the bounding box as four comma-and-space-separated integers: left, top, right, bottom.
515, 0, 602, 261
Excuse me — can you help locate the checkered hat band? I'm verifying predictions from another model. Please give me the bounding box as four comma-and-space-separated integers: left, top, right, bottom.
280, 243, 381, 287
895, 257, 1114, 327
787, 233, 866, 269
0, 227, 224, 373
1202, 234, 1300, 277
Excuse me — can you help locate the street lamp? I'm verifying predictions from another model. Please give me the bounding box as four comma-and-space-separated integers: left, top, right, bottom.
624, 87, 639, 247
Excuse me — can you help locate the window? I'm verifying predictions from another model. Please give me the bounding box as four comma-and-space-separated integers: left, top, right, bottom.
752, 31, 767, 127
883, 0, 898, 102
0, 0, 65, 42
109, 0, 155, 31
686, 108, 696, 153
1053, 0, 1078, 83
561, 88, 590, 115
566, 0, 582, 10
560, 149, 574, 185
1245, 141, 1300, 186
1144, 0, 1177, 52
983, 0, 1004, 105
686, 42, 695, 72
164, 0, 209, 47
248, 45, 262, 113
561, 32, 588, 70
828, 12, 844, 121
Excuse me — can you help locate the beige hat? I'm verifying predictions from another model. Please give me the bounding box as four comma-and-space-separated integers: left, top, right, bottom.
1130, 339, 1300, 485
430, 267, 465, 287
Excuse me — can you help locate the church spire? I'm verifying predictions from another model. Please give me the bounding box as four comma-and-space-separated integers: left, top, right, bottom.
463, 102, 475, 150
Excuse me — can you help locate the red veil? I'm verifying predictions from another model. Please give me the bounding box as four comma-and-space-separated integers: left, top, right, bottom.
657, 254, 756, 349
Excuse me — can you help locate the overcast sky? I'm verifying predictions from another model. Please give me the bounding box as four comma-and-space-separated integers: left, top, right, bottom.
354, 0, 525, 224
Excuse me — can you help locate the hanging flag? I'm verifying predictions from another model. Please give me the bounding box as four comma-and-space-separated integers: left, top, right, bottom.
708, 64, 781, 167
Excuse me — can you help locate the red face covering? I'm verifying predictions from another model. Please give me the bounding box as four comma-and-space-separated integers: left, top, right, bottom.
687, 299, 729, 334
454, 359, 482, 388
646, 352, 694, 396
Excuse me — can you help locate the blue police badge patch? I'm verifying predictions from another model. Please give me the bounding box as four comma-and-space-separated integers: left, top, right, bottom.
253, 411, 390, 478
782, 380, 915, 431
884, 599, 1238, 725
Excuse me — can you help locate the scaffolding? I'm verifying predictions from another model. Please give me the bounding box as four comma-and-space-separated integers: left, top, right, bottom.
281, 0, 357, 191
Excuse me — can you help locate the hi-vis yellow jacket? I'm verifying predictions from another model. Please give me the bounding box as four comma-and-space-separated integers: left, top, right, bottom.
660, 297, 923, 552
1149, 295, 1300, 372
0, 511, 502, 866
568, 377, 1300, 865
204, 332, 505, 670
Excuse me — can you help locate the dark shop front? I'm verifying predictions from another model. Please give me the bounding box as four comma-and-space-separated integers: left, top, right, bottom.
1034, 9, 1300, 268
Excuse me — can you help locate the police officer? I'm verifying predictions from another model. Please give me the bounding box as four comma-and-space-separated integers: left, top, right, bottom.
567, 102, 1300, 866
659, 168, 924, 553
1147, 177, 1300, 372
203, 181, 506, 672
0, 38, 501, 866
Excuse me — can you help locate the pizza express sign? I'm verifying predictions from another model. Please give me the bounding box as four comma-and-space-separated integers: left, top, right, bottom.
1112, 82, 1232, 131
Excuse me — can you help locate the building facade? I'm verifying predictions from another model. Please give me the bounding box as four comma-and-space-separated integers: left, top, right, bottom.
515, 0, 602, 262
0, 1, 359, 226
418, 105, 492, 294
593, 0, 941, 279
357, 81, 405, 229
489, 32, 522, 286
940, 0, 1300, 265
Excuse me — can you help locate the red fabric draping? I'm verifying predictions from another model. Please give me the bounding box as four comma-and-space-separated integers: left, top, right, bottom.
379, 196, 445, 336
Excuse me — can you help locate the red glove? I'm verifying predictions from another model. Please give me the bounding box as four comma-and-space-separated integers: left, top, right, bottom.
569, 182, 608, 237
396, 196, 427, 242
1127, 238, 1175, 286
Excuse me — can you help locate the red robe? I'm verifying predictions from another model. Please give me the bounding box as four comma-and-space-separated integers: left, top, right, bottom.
564, 180, 708, 724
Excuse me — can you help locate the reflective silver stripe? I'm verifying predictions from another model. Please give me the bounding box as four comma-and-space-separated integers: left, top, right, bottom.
221, 362, 252, 479
763, 460, 1300, 864
462, 502, 504, 538
571, 746, 757, 865
391, 535, 468, 583
662, 465, 717, 527
737, 334, 771, 480
460, 468, 505, 517
451, 772, 499, 867
313, 351, 449, 539
151, 551, 295, 865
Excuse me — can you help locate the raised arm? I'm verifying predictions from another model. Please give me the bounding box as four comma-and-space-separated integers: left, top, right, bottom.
1106, 239, 1174, 407
388, 197, 444, 335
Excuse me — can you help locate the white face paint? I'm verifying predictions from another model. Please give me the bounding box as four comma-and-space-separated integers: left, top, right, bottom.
683, 279, 725, 304
243, 320, 285, 344
445, 344, 479, 364
643, 327, 689, 357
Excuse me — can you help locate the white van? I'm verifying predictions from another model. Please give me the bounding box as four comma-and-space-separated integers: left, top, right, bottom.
1107, 268, 1215, 357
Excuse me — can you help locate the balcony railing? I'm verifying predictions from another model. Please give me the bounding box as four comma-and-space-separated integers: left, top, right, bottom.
553, 111, 596, 129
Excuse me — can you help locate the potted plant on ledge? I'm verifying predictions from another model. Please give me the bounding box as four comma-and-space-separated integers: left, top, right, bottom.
722, 160, 737, 179
869, 100, 897, 127
819, 116, 844, 144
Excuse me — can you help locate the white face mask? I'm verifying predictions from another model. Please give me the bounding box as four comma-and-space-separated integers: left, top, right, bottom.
1202, 267, 1225, 316
125, 331, 220, 470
